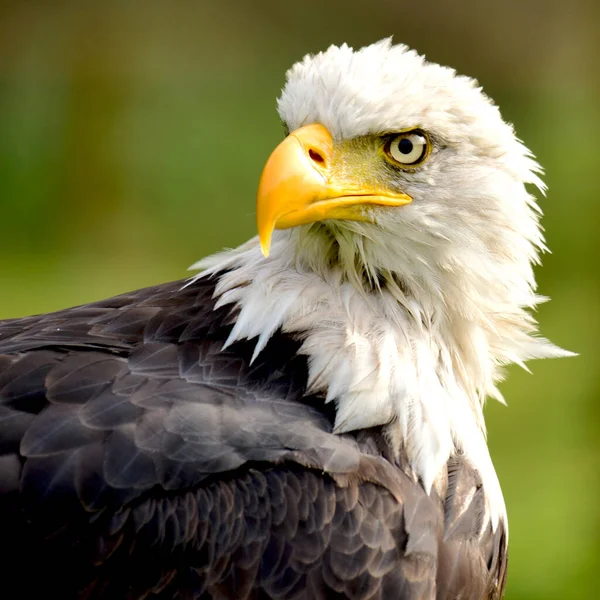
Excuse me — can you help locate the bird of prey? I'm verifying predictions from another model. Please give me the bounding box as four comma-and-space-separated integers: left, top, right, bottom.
0, 39, 569, 600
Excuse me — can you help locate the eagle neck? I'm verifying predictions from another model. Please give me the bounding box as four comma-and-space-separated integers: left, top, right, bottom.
190, 235, 507, 530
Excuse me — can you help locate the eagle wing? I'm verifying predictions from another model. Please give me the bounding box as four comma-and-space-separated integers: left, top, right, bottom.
0, 278, 506, 599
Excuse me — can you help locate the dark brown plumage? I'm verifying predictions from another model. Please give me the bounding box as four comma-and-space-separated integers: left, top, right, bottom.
0, 277, 506, 599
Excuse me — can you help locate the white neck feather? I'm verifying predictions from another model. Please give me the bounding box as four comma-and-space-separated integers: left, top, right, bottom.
191, 226, 570, 532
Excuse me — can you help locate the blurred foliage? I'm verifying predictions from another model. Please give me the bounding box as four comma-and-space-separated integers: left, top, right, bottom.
0, 1, 598, 598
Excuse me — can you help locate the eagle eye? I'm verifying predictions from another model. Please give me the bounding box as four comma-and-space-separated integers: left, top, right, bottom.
385, 130, 429, 168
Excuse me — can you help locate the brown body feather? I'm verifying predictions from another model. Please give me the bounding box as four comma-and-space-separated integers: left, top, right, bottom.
0, 277, 506, 599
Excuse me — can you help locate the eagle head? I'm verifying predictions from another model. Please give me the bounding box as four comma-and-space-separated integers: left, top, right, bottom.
261, 39, 546, 316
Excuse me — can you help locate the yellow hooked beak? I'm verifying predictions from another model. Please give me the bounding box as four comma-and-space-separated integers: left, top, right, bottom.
256, 124, 413, 256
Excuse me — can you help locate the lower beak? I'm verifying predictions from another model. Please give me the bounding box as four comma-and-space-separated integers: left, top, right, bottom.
256, 124, 412, 256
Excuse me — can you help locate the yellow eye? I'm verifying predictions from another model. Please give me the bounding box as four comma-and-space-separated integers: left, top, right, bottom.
385, 131, 429, 167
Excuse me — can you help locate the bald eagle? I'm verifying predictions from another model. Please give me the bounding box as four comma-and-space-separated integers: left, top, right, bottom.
0, 40, 570, 600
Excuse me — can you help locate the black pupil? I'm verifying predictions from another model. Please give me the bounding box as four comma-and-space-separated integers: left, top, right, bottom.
398, 137, 414, 155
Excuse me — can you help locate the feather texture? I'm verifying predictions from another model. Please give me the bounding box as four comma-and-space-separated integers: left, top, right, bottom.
0, 277, 506, 599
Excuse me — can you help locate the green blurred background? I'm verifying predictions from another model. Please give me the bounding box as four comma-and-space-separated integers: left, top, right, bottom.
0, 1, 598, 598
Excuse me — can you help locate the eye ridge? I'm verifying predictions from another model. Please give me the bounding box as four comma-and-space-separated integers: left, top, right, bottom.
384, 130, 429, 168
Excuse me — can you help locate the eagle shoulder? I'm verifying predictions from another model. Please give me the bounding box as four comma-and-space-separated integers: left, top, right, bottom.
0, 277, 506, 599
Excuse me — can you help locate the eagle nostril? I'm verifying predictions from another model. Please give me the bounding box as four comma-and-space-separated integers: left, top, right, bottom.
308, 148, 326, 165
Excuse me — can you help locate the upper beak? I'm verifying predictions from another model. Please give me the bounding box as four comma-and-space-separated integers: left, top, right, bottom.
256, 123, 413, 256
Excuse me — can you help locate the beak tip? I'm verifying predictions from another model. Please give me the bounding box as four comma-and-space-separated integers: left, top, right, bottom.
259, 238, 271, 258
258, 217, 274, 258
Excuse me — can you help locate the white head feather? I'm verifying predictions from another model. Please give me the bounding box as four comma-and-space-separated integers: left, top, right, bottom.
192, 39, 572, 530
